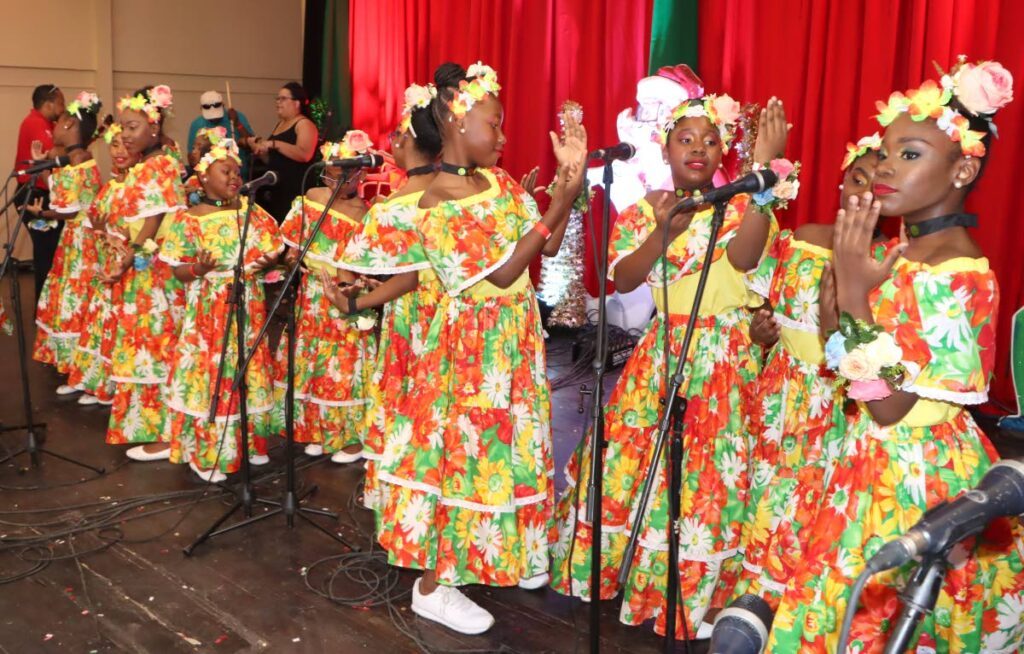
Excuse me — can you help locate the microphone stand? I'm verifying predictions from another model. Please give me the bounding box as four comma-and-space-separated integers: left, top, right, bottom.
618, 199, 731, 653
882, 552, 950, 654
185, 170, 358, 554
581, 161, 614, 653
0, 172, 105, 475
185, 194, 277, 555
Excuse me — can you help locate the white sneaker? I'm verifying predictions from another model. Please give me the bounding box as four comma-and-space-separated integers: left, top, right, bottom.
56, 384, 79, 396
695, 621, 714, 640
517, 573, 549, 590
249, 454, 270, 466
77, 394, 99, 405
411, 578, 494, 635
189, 462, 227, 483
331, 449, 363, 464
98, 398, 113, 406
126, 445, 171, 461
304, 443, 324, 456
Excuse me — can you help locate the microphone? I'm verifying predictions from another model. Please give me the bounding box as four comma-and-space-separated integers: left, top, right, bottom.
322, 153, 385, 169
709, 594, 774, 654
239, 170, 278, 196
588, 142, 636, 162
16, 156, 71, 176
671, 170, 778, 216
865, 459, 1024, 573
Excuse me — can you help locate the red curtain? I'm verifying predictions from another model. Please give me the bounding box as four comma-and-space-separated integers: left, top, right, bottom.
349, 0, 652, 191
349, 1, 652, 287
700, 0, 1024, 406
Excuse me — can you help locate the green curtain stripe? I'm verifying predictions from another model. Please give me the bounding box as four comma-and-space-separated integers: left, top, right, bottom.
321, 0, 352, 138
648, 0, 698, 73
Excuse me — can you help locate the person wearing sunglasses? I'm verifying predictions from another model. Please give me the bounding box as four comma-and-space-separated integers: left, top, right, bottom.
186, 90, 255, 180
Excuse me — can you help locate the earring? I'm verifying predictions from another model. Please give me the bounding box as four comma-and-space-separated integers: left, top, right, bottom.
838, 183, 844, 191
459, 127, 466, 134
954, 181, 963, 189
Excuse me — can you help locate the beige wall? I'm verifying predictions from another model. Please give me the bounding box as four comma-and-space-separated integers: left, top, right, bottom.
1, 0, 305, 258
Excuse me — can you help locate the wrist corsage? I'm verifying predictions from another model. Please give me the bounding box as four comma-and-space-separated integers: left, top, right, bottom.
751, 158, 801, 214
825, 312, 907, 401
132, 238, 159, 271
29, 218, 59, 232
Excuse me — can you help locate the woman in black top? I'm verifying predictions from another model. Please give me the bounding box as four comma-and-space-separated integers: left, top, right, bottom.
251, 82, 318, 221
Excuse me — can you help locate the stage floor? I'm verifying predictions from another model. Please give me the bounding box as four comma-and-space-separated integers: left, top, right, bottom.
1, 270, 1021, 653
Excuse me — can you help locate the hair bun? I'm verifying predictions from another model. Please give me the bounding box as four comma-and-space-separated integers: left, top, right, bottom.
434, 62, 467, 90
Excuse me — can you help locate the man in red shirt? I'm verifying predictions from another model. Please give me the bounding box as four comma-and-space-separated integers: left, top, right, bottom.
13, 84, 66, 298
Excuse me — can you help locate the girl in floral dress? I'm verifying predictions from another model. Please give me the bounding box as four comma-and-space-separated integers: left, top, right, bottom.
766, 59, 1024, 654
357, 62, 587, 635
66, 124, 139, 406
105, 85, 186, 461
550, 94, 792, 640
272, 131, 377, 463
332, 82, 442, 513
31, 92, 104, 391
159, 140, 281, 483
732, 135, 890, 607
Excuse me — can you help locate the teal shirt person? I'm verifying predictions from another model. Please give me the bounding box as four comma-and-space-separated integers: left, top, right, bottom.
187, 92, 255, 179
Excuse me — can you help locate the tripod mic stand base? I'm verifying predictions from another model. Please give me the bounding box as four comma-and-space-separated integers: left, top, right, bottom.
0, 423, 106, 475
183, 480, 360, 557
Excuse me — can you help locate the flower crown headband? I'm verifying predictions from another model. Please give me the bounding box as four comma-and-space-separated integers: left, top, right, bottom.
116, 84, 173, 124
399, 83, 437, 137
875, 57, 1014, 157
320, 129, 373, 162
103, 122, 123, 145
196, 125, 228, 146
841, 132, 882, 170
66, 91, 101, 121
448, 62, 501, 119
195, 138, 241, 175
660, 94, 742, 152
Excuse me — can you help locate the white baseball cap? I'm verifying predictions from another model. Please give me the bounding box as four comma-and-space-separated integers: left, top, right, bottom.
200, 91, 225, 120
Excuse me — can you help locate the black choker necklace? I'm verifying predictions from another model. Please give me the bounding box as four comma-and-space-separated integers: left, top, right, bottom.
674, 185, 712, 200
905, 212, 977, 238
66, 144, 85, 154
200, 196, 231, 208
406, 163, 437, 177
439, 162, 477, 177
142, 143, 162, 158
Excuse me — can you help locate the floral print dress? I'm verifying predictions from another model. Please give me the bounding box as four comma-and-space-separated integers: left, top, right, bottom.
271, 196, 378, 454
766, 256, 1024, 654
158, 199, 282, 473
550, 195, 773, 638
33, 159, 102, 372
338, 191, 444, 513
66, 178, 125, 401
105, 153, 185, 445
375, 168, 555, 587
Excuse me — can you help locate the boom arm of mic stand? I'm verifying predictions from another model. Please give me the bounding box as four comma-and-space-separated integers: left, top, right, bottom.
614, 200, 728, 654
229, 170, 352, 394
0, 173, 40, 283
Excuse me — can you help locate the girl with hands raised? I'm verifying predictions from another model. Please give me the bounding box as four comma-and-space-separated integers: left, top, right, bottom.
767, 60, 1024, 654
158, 140, 283, 483
553, 88, 793, 640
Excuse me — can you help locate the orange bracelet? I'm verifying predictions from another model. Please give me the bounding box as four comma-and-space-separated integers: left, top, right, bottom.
532, 222, 552, 241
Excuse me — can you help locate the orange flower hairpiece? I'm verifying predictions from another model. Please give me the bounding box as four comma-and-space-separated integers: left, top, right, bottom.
841, 132, 882, 170
195, 138, 241, 175
398, 83, 437, 137
660, 94, 741, 151
116, 84, 173, 124
320, 129, 373, 162
875, 57, 1014, 157
448, 62, 501, 120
